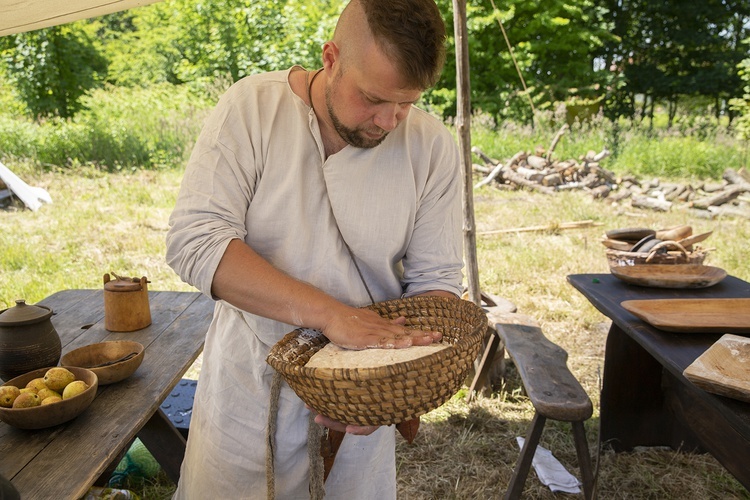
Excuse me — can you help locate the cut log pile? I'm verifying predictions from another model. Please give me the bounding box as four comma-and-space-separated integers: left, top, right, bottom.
471, 127, 750, 220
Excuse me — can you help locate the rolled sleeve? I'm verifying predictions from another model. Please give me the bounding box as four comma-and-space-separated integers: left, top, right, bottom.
166, 123, 257, 297
401, 126, 464, 298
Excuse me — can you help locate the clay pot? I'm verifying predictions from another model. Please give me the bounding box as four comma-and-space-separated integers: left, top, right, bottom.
0, 300, 61, 382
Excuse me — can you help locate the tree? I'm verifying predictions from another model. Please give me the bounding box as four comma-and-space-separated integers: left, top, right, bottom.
730, 40, 750, 141
431, 0, 615, 124
147, 0, 343, 85
95, 9, 183, 87
599, 0, 750, 125
1, 23, 107, 118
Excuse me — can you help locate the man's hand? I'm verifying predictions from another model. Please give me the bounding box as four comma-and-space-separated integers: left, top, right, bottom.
319, 290, 454, 350
212, 240, 452, 350
322, 306, 441, 350
311, 410, 379, 436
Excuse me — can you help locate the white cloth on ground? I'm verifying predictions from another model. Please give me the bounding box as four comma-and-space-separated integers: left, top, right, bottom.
515, 436, 582, 494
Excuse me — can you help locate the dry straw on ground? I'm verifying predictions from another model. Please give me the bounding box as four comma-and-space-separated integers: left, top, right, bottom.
393, 184, 750, 499
2, 166, 749, 499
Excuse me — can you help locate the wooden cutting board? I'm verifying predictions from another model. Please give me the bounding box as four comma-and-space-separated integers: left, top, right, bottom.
621, 298, 750, 333
684, 334, 750, 403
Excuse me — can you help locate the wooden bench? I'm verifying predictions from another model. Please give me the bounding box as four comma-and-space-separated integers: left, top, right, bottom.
465, 291, 515, 398
485, 310, 595, 500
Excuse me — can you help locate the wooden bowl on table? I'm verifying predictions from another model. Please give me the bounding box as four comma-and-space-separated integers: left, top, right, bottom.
61, 341, 144, 385
610, 264, 727, 289
0, 366, 98, 429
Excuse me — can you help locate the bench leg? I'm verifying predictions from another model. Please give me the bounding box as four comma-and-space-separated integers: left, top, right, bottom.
572, 420, 595, 500
504, 412, 546, 500
467, 326, 502, 402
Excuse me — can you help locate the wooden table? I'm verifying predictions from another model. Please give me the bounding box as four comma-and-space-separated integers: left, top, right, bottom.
0, 289, 214, 499
567, 273, 750, 490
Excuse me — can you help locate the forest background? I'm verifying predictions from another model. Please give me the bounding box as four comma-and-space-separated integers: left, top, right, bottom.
2, 1, 750, 497
0, 0, 749, 177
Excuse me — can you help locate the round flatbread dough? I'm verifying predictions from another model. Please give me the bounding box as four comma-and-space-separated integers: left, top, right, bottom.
306, 342, 450, 369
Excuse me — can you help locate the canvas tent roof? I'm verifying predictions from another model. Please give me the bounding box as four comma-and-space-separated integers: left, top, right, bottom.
0, 0, 163, 36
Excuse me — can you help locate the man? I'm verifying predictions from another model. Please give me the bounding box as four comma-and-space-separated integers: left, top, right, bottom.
166, 0, 463, 497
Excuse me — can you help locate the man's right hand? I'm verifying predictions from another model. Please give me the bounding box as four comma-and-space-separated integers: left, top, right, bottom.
322, 306, 441, 350
212, 239, 442, 350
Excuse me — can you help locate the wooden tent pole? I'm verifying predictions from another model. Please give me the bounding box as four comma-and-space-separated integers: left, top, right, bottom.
452, 0, 480, 306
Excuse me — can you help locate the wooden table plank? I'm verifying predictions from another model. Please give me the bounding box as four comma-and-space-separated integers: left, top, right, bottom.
0, 290, 213, 499
42, 289, 107, 347
567, 273, 750, 491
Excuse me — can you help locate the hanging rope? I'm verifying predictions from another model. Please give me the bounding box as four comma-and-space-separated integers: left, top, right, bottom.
307, 414, 326, 499
266, 373, 326, 499
266, 372, 283, 499
489, 0, 537, 123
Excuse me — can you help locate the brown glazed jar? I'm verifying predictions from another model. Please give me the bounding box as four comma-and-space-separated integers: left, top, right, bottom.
0, 299, 61, 381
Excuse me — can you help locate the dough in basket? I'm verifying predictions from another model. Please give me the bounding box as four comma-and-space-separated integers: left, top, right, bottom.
306, 342, 450, 369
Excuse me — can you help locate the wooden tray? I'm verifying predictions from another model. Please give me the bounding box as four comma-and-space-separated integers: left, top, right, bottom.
621, 298, 750, 333
683, 334, 750, 403
610, 264, 726, 289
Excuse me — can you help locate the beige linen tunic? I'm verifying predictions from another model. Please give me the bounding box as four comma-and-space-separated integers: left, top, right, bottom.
166, 68, 463, 499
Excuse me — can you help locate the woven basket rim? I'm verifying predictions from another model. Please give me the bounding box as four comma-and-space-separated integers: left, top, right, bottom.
267, 295, 485, 382
265, 295, 487, 425
283, 339, 460, 381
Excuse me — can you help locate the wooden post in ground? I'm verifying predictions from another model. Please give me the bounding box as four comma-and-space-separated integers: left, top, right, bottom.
452, 0, 480, 306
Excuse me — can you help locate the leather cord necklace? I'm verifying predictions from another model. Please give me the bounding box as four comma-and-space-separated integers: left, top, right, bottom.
306, 68, 323, 113
305, 68, 376, 487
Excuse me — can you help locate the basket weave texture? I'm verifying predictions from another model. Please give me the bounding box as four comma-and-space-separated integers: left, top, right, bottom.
266, 296, 486, 426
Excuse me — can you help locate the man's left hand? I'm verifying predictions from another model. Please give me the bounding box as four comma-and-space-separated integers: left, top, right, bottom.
312, 411, 379, 436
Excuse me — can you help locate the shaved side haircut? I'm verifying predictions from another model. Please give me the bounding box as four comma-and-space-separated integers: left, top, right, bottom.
334, 0, 447, 90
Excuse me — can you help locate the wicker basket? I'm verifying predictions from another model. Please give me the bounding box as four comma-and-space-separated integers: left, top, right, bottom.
606, 240, 708, 269
266, 295, 486, 426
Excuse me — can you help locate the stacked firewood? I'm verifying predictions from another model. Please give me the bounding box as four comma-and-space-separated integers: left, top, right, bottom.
471, 129, 750, 220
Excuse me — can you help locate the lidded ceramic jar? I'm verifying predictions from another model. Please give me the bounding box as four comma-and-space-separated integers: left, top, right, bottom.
0, 299, 61, 381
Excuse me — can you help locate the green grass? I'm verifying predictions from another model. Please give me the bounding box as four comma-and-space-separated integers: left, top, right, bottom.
471, 112, 747, 182
1, 84, 749, 497
0, 83, 217, 171
0, 163, 195, 309
2, 159, 749, 499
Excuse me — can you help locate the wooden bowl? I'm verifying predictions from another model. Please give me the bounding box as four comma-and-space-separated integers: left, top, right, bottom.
611, 264, 726, 289
61, 341, 144, 385
0, 366, 98, 429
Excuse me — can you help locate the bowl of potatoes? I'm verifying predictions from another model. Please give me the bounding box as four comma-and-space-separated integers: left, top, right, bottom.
0, 366, 98, 429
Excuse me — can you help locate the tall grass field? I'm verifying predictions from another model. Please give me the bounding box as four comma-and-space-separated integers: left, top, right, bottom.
1, 84, 749, 498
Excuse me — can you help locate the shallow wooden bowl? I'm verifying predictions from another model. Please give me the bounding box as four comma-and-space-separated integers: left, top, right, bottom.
61, 341, 144, 385
0, 366, 98, 429
621, 298, 750, 333
610, 264, 726, 289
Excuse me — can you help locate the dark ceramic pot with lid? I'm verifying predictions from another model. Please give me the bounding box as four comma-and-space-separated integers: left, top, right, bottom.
0, 299, 61, 381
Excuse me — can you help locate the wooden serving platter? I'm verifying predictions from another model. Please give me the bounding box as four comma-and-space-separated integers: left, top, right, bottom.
684, 334, 750, 403
610, 264, 726, 289
621, 298, 750, 333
